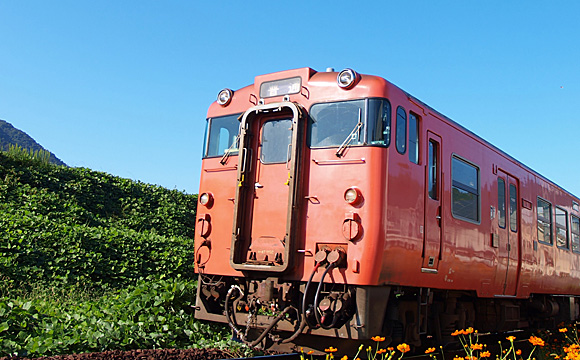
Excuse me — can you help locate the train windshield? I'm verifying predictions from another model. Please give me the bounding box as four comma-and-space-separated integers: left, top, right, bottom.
308, 99, 391, 148
203, 114, 241, 158
308, 100, 365, 148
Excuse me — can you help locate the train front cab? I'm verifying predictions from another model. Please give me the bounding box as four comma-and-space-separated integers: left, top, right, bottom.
195, 68, 404, 348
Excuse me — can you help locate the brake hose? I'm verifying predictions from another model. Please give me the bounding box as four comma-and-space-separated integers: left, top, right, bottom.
314, 262, 338, 329
302, 262, 322, 328
248, 305, 298, 347
225, 285, 245, 341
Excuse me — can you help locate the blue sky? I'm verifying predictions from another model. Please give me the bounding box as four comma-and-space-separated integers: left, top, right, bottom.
1, 1, 579, 195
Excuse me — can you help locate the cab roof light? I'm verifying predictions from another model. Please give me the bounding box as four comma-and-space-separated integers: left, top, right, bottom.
217, 88, 233, 106
337, 68, 358, 89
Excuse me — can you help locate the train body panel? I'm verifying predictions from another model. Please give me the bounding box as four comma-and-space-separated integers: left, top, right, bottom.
194, 67, 580, 349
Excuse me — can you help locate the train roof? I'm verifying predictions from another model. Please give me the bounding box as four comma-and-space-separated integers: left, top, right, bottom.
400, 86, 579, 201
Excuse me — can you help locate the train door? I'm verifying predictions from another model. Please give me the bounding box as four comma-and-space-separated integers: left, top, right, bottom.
230, 102, 304, 273
422, 132, 442, 272
494, 170, 520, 296
248, 116, 293, 262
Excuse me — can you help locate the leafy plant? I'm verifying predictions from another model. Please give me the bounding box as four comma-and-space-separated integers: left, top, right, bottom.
0, 278, 232, 357
0, 150, 198, 292
0, 149, 236, 358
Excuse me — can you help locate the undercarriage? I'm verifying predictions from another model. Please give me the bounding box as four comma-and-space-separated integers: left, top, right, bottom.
195, 274, 580, 350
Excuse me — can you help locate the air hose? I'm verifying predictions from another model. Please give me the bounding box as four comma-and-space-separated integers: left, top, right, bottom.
225, 284, 305, 347
225, 285, 246, 341
313, 262, 338, 329
301, 262, 322, 328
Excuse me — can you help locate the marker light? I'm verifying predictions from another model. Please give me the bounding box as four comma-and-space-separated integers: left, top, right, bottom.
344, 187, 363, 206
337, 68, 358, 89
217, 88, 233, 106
199, 192, 214, 207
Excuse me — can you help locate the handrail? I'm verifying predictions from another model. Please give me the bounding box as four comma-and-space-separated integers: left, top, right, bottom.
312, 157, 366, 165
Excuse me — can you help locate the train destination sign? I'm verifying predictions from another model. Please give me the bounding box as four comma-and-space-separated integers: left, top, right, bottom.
259, 77, 301, 98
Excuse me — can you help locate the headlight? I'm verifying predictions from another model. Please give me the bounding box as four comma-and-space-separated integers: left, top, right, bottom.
199, 192, 214, 207
337, 68, 358, 89
344, 187, 363, 206
217, 88, 233, 106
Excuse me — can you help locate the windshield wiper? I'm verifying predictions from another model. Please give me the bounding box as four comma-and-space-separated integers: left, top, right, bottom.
220, 133, 240, 165
335, 108, 362, 157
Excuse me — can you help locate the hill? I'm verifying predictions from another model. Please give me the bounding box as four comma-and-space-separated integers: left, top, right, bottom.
0, 119, 66, 166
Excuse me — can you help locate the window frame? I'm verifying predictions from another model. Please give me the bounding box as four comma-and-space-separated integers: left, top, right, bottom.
367, 98, 392, 147
395, 106, 407, 155
555, 206, 569, 250
307, 99, 367, 149
428, 139, 439, 200
408, 112, 419, 164
509, 183, 518, 233
498, 177, 506, 229
451, 155, 481, 224
537, 197, 553, 245
258, 118, 294, 164
571, 214, 580, 253
203, 113, 242, 158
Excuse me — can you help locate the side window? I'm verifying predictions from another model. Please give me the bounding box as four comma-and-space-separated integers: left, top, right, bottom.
396, 106, 407, 154
537, 198, 553, 245
572, 215, 580, 253
451, 156, 480, 222
428, 140, 439, 200
509, 184, 518, 232
368, 99, 391, 146
408, 113, 419, 164
555, 207, 569, 249
498, 178, 506, 229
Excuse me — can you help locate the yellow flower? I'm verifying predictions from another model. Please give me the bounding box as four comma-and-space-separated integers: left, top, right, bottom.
470, 344, 483, 350
481, 351, 491, 358
465, 327, 474, 334
507, 336, 516, 342
425, 348, 437, 354
397, 343, 411, 353
529, 336, 545, 347
307, 351, 314, 355
372, 336, 386, 342
377, 349, 387, 355
451, 330, 461, 336
325, 347, 338, 353
387, 347, 394, 351
516, 349, 522, 355
341, 356, 348, 360
560, 328, 569, 333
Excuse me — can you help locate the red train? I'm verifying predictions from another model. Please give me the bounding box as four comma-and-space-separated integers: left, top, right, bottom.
194, 67, 580, 349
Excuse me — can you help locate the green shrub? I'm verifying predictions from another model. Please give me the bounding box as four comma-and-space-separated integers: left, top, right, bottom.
0, 278, 231, 357
0, 150, 198, 291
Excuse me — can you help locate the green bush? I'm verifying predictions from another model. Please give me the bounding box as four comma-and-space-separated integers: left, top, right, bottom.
0, 151, 198, 291
0, 278, 231, 357
0, 149, 236, 358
